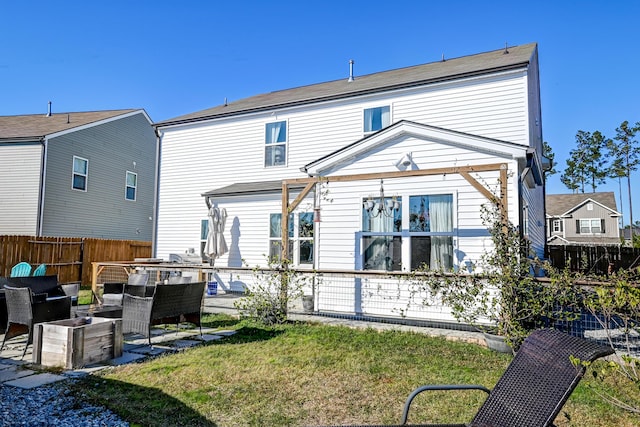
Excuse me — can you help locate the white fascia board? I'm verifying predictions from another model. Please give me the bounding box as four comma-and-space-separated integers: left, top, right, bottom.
560, 198, 622, 218
304, 121, 527, 176
46, 110, 150, 139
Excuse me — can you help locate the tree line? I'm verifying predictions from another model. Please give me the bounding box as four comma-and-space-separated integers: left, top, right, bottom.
544, 120, 640, 237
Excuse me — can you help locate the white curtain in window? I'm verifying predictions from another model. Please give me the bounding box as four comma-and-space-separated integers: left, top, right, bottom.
365, 207, 394, 270
429, 195, 453, 270
364, 109, 374, 132
380, 107, 390, 128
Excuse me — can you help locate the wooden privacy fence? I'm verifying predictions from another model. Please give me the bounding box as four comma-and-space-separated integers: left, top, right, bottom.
547, 244, 640, 275
0, 235, 151, 285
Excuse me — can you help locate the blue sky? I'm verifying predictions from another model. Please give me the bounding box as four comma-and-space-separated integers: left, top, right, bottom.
2, 1, 639, 226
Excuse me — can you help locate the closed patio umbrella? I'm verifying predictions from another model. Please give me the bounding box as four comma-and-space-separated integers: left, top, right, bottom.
205, 206, 228, 265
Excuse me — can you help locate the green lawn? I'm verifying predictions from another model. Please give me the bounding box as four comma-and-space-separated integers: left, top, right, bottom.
71, 314, 639, 427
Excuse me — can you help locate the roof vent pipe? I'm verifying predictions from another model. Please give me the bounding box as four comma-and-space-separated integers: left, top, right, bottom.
348, 59, 354, 82
46, 101, 52, 117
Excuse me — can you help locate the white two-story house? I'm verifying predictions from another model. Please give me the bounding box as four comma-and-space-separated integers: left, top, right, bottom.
154, 43, 546, 319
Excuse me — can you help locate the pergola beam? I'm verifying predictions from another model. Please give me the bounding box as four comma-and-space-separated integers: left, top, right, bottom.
280, 163, 509, 261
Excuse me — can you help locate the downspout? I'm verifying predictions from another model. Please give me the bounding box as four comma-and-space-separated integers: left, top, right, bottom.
152, 128, 162, 258
37, 137, 48, 237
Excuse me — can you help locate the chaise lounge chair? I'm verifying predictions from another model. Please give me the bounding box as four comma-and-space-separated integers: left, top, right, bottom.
314, 328, 615, 427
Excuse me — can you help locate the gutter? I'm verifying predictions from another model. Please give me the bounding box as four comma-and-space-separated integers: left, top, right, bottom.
151, 128, 162, 258
37, 137, 47, 237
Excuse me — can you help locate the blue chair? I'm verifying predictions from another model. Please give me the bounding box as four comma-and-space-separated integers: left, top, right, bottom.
32, 263, 47, 276
10, 262, 32, 277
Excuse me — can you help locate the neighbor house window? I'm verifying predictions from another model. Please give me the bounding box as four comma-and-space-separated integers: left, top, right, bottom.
552, 219, 563, 232
72, 156, 88, 191
265, 121, 287, 167
363, 106, 390, 133
577, 218, 603, 234
125, 171, 137, 201
269, 212, 313, 265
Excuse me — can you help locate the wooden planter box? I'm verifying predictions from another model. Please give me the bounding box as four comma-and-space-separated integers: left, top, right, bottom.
32, 317, 123, 369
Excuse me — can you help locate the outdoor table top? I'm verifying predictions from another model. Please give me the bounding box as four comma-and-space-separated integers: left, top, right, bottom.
75, 304, 122, 319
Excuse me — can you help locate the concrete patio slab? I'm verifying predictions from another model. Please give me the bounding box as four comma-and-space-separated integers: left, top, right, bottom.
5, 372, 66, 389
0, 366, 35, 382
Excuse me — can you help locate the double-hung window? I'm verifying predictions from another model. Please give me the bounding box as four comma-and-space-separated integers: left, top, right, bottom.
362, 199, 402, 271
269, 212, 314, 265
577, 218, 603, 234
361, 193, 455, 272
125, 171, 137, 201
363, 106, 390, 133
265, 121, 287, 167
408, 194, 454, 271
552, 219, 563, 232
72, 156, 88, 191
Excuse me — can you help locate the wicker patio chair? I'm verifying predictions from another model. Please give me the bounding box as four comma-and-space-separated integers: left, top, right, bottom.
10, 262, 32, 278
122, 282, 205, 346
128, 273, 149, 285
314, 328, 614, 427
0, 286, 72, 358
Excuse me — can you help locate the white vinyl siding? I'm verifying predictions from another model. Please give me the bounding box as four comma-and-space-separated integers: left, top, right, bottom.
156, 69, 530, 265
0, 143, 43, 235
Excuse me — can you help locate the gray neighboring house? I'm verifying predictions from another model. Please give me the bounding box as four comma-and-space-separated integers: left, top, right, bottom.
546, 192, 621, 246
0, 109, 157, 240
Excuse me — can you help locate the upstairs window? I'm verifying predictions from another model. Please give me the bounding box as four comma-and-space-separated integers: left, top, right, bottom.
72, 156, 88, 191
364, 106, 390, 133
577, 218, 604, 234
265, 121, 287, 167
125, 171, 137, 201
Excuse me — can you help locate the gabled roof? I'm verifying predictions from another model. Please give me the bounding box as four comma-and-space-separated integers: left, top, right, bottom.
0, 109, 141, 141
545, 192, 620, 217
302, 120, 527, 176
157, 43, 537, 127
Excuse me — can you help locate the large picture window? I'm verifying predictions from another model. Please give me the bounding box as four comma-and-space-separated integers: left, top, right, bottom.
269, 212, 314, 265
72, 156, 88, 191
265, 121, 287, 167
361, 193, 454, 272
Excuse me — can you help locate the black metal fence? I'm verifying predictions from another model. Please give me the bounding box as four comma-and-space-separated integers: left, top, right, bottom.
546, 244, 640, 275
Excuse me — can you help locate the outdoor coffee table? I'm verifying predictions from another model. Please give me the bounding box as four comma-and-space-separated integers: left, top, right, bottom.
32, 316, 123, 369
75, 304, 122, 318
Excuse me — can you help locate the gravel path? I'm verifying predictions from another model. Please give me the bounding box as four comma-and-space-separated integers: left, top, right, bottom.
1, 380, 128, 426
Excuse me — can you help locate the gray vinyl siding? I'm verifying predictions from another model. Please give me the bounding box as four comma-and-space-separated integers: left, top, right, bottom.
564, 203, 619, 240
0, 142, 43, 235
41, 113, 156, 240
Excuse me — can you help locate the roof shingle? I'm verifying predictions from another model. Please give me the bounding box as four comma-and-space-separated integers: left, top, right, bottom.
0, 110, 138, 140
157, 43, 537, 127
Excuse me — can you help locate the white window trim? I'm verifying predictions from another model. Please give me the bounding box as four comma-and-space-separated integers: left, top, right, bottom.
264, 119, 288, 168
363, 104, 392, 135
268, 211, 314, 268
72, 155, 88, 192
125, 171, 137, 201
552, 219, 562, 233
579, 218, 602, 235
